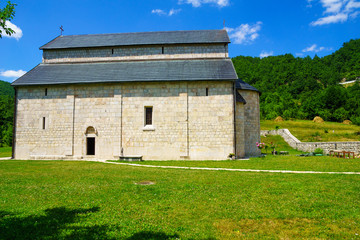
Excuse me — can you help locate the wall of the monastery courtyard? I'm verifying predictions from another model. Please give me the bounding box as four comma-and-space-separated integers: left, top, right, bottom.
117, 81, 235, 160
13, 81, 235, 160
15, 87, 74, 159
187, 82, 234, 159
235, 102, 245, 158
238, 90, 261, 157
42, 44, 228, 63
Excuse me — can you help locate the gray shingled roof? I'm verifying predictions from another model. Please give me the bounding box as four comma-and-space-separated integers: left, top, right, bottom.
235, 79, 260, 92
236, 91, 247, 104
40, 30, 230, 50
12, 59, 238, 86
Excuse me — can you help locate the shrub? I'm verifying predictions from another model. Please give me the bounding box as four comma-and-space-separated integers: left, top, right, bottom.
350, 116, 360, 126
324, 129, 328, 133
314, 148, 323, 154
332, 107, 348, 122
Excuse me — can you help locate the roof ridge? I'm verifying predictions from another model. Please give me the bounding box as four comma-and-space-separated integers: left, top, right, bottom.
39, 29, 230, 50
53, 29, 226, 38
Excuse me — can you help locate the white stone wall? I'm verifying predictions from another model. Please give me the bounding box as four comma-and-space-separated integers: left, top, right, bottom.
188, 82, 234, 159
15, 87, 73, 159
43, 44, 228, 63
14, 81, 235, 160
235, 102, 245, 158
239, 90, 261, 157
261, 129, 360, 154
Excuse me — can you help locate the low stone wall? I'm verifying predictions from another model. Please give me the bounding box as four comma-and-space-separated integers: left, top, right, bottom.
261, 129, 360, 154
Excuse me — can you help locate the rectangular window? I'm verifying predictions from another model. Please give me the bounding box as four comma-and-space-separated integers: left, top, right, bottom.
145, 107, 153, 126
206, 88, 209, 96
42, 117, 46, 129
162, 47, 164, 54
45, 88, 47, 96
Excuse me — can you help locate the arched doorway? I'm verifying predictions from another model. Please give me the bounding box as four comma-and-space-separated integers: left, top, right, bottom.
85, 126, 97, 155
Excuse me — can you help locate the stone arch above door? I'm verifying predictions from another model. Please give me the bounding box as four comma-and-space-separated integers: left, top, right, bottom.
85, 126, 98, 136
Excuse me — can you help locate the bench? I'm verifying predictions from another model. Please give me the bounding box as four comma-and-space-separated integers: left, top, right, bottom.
329, 150, 355, 159
119, 155, 143, 162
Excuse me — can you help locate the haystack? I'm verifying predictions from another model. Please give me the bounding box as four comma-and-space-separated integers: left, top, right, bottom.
313, 116, 324, 123
274, 116, 284, 122
343, 120, 352, 125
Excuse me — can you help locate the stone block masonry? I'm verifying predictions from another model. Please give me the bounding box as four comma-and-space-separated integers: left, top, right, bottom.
240, 90, 261, 157
43, 44, 228, 63
14, 81, 235, 160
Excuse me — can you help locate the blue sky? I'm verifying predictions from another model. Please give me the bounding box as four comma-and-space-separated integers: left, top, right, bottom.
1, 0, 359, 82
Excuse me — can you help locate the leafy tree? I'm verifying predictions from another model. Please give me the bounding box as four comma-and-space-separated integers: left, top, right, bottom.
0, 95, 13, 146
232, 38, 360, 124
0, 1, 16, 38
0, 80, 14, 146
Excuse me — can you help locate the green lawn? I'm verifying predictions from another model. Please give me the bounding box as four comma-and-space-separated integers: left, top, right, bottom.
261, 119, 360, 142
260, 134, 304, 155
133, 155, 360, 172
1, 160, 360, 239
0, 147, 11, 158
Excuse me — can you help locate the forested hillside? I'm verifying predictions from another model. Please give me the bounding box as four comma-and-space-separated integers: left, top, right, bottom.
232, 39, 360, 125
0, 80, 14, 147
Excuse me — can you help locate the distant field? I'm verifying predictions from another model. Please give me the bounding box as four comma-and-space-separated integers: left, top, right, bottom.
261, 119, 360, 142
0, 147, 11, 158
1, 160, 360, 239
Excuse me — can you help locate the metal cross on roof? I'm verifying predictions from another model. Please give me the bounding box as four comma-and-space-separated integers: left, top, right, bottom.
60, 26, 64, 35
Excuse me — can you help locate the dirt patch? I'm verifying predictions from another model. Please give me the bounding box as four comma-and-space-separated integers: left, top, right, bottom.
343, 120, 352, 125
274, 116, 284, 122
135, 181, 156, 185
313, 116, 324, 123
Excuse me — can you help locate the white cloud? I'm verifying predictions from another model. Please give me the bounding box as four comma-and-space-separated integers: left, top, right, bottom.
151, 8, 181, 16
0, 70, 26, 79
225, 22, 262, 44
311, 12, 348, 25
310, 0, 360, 26
302, 44, 331, 52
0, 21, 23, 40
260, 51, 274, 58
178, 0, 230, 8
169, 8, 182, 16
151, 9, 166, 15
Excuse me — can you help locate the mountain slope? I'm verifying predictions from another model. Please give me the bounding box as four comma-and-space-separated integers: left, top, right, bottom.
232, 39, 360, 125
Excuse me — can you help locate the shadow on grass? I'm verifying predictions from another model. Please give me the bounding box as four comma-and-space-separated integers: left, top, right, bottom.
126, 231, 216, 240
0, 207, 116, 239
126, 231, 180, 240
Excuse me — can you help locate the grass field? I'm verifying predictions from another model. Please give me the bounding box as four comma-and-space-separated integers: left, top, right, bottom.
130, 155, 360, 172
1, 160, 360, 239
260, 134, 304, 155
0, 147, 11, 158
261, 119, 360, 142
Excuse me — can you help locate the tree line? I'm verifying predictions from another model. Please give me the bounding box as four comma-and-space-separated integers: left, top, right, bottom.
232, 38, 360, 125
0, 80, 14, 147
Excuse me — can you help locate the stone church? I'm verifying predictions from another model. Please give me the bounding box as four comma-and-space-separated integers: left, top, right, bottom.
12, 30, 260, 160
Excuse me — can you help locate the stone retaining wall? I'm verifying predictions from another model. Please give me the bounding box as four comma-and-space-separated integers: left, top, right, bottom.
261, 129, 360, 154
